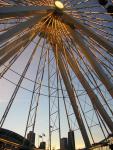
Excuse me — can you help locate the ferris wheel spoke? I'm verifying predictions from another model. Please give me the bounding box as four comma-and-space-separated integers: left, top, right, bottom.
67, 27, 113, 100
58, 21, 112, 101
61, 13, 113, 55
20, 0, 53, 6
97, 59, 113, 78
0, 31, 38, 78
85, 63, 113, 116
0, 29, 38, 67
74, 85, 95, 144
78, 41, 113, 80
78, 54, 113, 117
87, 42, 113, 76
67, 10, 108, 15
0, 40, 27, 67
96, 110, 110, 138
0, 39, 39, 127
53, 44, 91, 148
84, 40, 113, 78
81, 23, 113, 43
72, 0, 91, 6
0, 48, 26, 79
71, 13, 113, 24
0, 31, 32, 57
0, 5, 52, 18
77, 19, 113, 36
0, 13, 47, 45
60, 44, 113, 134
58, 75, 71, 130
62, 42, 112, 140
24, 37, 48, 139
58, 43, 95, 140
86, 39, 113, 64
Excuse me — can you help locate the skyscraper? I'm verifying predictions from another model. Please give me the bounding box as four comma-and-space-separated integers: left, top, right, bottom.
27, 131, 35, 145
60, 138, 68, 150
68, 131, 75, 150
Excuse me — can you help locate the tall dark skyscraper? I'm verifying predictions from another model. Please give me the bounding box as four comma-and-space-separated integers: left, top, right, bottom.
27, 131, 35, 145
68, 130, 75, 150
60, 138, 68, 150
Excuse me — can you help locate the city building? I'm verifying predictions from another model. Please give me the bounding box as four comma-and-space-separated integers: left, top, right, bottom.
27, 131, 36, 145
60, 138, 68, 150
39, 141, 46, 150
68, 130, 75, 150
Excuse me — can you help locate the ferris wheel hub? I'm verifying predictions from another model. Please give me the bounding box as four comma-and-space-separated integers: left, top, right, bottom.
55, 1, 64, 9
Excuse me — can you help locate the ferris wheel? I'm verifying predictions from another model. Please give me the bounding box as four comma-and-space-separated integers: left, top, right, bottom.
0, 0, 113, 149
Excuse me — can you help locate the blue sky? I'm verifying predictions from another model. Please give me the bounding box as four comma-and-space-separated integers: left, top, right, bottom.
0, 0, 113, 149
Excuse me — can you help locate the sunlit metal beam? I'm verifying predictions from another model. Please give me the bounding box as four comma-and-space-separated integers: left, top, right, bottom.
0, 32, 31, 57
62, 13, 113, 55
0, 6, 52, 18
0, 41, 38, 127
0, 38, 28, 66
62, 48, 113, 133
53, 47, 91, 148
0, 31, 37, 66
68, 28, 113, 99
0, 13, 46, 45
0, 36, 36, 79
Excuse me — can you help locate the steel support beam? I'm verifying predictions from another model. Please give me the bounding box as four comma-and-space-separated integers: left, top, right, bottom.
61, 48, 113, 133
61, 13, 113, 55
0, 13, 47, 45
0, 33, 37, 79
53, 48, 91, 148
68, 28, 113, 99
0, 30, 38, 66
0, 41, 38, 127
0, 30, 37, 65
0, 32, 31, 57
0, 38, 28, 66
0, 6, 52, 18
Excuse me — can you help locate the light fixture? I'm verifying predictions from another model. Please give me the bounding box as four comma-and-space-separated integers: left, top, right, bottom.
55, 1, 64, 9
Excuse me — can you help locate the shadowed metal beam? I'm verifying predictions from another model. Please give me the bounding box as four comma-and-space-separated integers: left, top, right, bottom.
61, 13, 113, 55
68, 27, 113, 99
0, 31, 38, 78
0, 32, 31, 57
0, 13, 47, 45
0, 6, 53, 18
53, 46, 91, 148
61, 48, 113, 133
0, 31, 38, 66
0, 38, 28, 66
